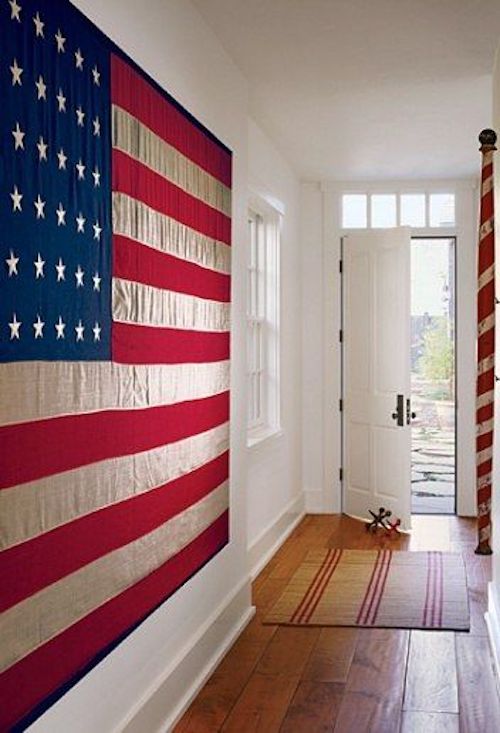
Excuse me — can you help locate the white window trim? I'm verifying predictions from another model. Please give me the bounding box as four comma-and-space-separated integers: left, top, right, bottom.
246, 192, 281, 448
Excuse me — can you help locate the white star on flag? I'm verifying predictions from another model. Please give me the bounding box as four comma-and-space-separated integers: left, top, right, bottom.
35, 75, 47, 100
93, 221, 102, 240
9, 0, 22, 22
56, 203, 66, 226
6, 250, 19, 276
75, 320, 85, 341
76, 160, 86, 180
76, 106, 85, 126
75, 265, 85, 288
93, 322, 102, 342
93, 117, 101, 137
10, 185, 23, 212
10, 59, 23, 86
92, 167, 101, 187
55, 29, 66, 53
76, 213, 86, 233
33, 315, 45, 339
57, 148, 68, 170
33, 11, 44, 37
92, 272, 102, 291
75, 48, 84, 70
37, 136, 48, 161
34, 194, 46, 219
92, 65, 101, 85
34, 253, 45, 278
56, 89, 67, 112
55, 316, 66, 339
55, 258, 66, 281
9, 313, 21, 340
12, 122, 25, 150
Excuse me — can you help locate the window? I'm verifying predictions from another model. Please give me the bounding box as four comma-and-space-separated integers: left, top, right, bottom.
247, 200, 280, 444
341, 192, 456, 229
371, 194, 396, 228
400, 194, 426, 227
342, 194, 367, 229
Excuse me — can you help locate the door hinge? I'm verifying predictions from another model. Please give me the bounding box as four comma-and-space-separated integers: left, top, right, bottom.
339, 329, 343, 343
339, 398, 343, 412
339, 467, 343, 482
339, 259, 343, 274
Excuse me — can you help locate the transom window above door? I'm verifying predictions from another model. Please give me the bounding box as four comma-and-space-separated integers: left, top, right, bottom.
342, 192, 456, 229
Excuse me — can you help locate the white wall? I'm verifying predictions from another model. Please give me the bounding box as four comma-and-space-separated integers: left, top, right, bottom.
302, 179, 479, 518
30, 1, 253, 731
246, 120, 304, 574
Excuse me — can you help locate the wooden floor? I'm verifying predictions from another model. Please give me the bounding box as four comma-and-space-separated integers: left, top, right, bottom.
175, 514, 500, 732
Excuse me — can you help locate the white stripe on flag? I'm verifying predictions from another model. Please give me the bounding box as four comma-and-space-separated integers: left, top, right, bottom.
478, 264, 495, 291
477, 389, 495, 410
0, 422, 229, 550
112, 105, 231, 217
478, 313, 495, 336
477, 418, 495, 436
482, 175, 494, 196
113, 192, 231, 274
112, 278, 231, 332
0, 481, 228, 674
0, 361, 230, 426
477, 444, 493, 466
478, 354, 495, 375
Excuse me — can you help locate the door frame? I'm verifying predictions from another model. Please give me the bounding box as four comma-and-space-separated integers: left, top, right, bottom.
340, 234, 458, 517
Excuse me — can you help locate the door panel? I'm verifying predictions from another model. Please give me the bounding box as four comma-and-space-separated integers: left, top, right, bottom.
343, 229, 412, 530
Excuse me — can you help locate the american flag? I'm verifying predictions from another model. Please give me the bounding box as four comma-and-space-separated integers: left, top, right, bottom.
0, 0, 231, 729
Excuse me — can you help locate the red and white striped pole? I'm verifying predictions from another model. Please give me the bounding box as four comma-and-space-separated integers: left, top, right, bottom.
476, 128, 496, 556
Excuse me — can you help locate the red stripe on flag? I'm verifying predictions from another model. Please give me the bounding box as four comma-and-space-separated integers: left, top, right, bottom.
0, 452, 229, 611
0, 392, 229, 490
477, 402, 494, 424
478, 280, 495, 322
111, 55, 232, 188
0, 512, 229, 733
112, 322, 230, 365
112, 150, 231, 246
477, 368, 495, 396
477, 431, 493, 452
113, 235, 230, 302
478, 329, 495, 360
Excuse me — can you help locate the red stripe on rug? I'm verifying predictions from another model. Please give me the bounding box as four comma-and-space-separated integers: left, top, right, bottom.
367, 551, 393, 625
362, 550, 391, 626
290, 550, 336, 623
301, 549, 343, 624
356, 551, 383, 625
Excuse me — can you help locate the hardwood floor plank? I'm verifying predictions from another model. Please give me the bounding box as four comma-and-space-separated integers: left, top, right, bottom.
333, 629, 409, 733
280, 680, 344, 732
220, 672, 300, 733
302, 627, 358, 683
456, 635, 500, 733
255, 626, 320, 677
400, 711, 459, 732
403, 631, 458, 713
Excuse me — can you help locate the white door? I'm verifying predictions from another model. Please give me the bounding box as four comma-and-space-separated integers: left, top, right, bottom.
342, 228, 412, 530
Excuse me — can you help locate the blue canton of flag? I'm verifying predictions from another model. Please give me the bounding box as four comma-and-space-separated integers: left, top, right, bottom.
0, 0, 111, 361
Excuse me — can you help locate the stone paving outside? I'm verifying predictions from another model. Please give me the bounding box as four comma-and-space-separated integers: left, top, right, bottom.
411, 388, 455, 515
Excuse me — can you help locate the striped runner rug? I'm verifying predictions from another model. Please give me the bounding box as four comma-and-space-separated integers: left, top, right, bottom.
264, 549, 469, 630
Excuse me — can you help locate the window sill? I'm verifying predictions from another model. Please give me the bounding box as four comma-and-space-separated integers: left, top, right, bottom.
247, 426, 283, 450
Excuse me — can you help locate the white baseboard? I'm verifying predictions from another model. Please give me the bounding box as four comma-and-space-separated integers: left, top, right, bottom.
486, 582, 500, 694
247, 494, 305, 579
120, 577, 254, 733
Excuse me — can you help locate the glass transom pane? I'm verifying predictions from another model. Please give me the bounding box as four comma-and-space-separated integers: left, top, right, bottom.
429, 193, 455, 227
342, 194, 367, 229
371, 194, 396, 228
400, 194, 426, 227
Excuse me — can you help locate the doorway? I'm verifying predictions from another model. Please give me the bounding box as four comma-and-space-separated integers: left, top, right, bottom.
410, 237, 456, 515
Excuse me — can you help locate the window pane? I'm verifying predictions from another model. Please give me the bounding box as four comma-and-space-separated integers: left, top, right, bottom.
400, 194, 426, 227
371, 194, 396, 228
342, 194, 367, 228
429, 194, 455, 227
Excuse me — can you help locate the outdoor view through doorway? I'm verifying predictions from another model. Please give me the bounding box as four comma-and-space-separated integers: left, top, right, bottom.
411, 237, 456, 514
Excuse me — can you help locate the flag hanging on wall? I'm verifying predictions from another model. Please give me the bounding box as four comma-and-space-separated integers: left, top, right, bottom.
0, 0, 232, 729
476, 129, 496, 556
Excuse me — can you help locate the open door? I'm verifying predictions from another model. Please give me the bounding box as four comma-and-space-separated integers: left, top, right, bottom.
342, 228, 412, 530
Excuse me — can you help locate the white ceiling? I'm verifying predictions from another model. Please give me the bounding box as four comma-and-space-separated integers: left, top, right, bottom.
192, 0, 500, 180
